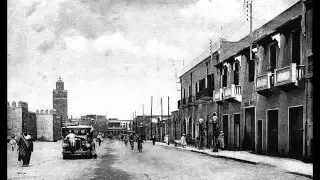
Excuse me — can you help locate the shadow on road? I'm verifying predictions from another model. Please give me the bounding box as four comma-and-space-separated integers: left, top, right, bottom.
93, 140, 132, 180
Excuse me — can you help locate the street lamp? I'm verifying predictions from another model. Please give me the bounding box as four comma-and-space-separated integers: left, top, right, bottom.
212, 114, 219, 152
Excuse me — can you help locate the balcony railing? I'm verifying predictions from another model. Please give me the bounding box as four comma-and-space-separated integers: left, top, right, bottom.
182, 98, 187, 106
274, 63, 305, 88
213, 88, 223, 103
256, 71, 274, 94
223, 84, 242, 102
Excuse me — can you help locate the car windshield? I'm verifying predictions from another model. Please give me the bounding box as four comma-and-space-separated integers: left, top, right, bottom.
62, 128, 90, 137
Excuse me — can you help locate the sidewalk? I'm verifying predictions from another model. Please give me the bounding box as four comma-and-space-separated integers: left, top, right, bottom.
146, 140, 313, 178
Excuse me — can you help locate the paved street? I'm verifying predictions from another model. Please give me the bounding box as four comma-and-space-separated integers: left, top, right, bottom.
8, 139, 311, 180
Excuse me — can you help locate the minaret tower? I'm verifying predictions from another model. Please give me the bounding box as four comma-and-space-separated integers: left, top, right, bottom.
53, 76, 68, 123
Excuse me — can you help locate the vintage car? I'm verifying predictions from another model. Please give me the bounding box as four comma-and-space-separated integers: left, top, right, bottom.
61, 125, 97, 159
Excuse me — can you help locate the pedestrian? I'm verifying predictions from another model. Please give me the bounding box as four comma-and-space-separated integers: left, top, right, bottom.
180, 134, 187, 148
129, 133, 134, 150
218, 131, 225, 150
97, 133, 102, 146
88, 125, 94, 143
137, 134, 143, 153
10, 135, 17, 151
17, 129, 33, 167
152, 134, 156, 145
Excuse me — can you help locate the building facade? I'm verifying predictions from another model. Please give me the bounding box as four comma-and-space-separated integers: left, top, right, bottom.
36, 109, 61, 141
53, 76, 68, 123
172, 1, 312, 161
106, 119, 133, 136
7, 101, 37, 139
133, 115, 170, 141
81, 115, 107, 137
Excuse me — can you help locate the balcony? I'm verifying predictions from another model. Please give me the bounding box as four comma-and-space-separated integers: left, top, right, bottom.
182, 98, 187, 106
196, 88, 213, 101
223, 84, 242, 102
213, 88, 223, 103
256, 71, 274, 96
187, 96, 195, 106
274, 63, 305, 90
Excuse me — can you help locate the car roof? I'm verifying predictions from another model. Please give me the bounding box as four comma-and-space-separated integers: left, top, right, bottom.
62, 125, 91, 129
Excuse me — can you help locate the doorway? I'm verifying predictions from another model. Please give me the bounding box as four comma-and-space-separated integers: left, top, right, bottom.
289, 106, 303, 159
243, 107, 255, 151
223, 115, 229, 149
234, 114, 240, 150
257, 120, 263, 153
267, 109, 278, 155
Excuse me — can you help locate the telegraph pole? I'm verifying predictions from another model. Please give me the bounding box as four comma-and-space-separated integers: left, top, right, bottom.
246, 0, 253, 61
160, 97, 163, 142
168, 96, 170, 139
151, 96, 153, 138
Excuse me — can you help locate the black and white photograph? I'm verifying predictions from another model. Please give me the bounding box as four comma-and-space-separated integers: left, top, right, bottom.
7, 0, 313, 179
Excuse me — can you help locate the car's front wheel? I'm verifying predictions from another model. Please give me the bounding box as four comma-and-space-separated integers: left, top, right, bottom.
62, 153, 68, 159
86, 150, 92, 159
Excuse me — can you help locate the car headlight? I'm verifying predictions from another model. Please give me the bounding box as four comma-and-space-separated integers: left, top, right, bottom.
62, 143, 68, 148
86, 143, 91, 148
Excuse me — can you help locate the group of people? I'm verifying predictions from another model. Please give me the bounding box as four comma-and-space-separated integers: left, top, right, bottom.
9, 129, 34, 167
122, 133, 144, 152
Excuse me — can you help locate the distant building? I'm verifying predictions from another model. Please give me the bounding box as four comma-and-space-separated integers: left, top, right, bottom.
107, 119, 132, 136
81, 115, 107, 137
53, 76, 68, 123
36, 109, 61, 141
7, 101, 37, 140
133, 115, 170, 141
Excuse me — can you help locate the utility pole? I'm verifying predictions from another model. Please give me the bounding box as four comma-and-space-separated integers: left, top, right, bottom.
160, 97, 163, 142
246, 0, 253, 61
151, 96, 153, 138
168, 96, 170, 139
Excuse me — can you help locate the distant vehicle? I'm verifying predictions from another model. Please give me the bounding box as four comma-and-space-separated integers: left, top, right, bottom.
61, 125, 97, 159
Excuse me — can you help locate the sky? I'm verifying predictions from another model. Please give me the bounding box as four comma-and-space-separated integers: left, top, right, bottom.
8, 0, 299, 119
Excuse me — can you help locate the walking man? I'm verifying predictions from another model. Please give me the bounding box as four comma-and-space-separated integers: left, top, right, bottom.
180, 134, 187, 148
17, 129, 33, 167
97, 133, 102, 146
152, 134, 156, 145
129, 133, 135, 150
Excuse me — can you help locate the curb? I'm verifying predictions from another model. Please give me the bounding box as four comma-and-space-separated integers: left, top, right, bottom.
148, 142, 313, 178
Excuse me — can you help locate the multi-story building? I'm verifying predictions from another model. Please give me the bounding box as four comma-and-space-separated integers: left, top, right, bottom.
174, 0, 312, 161
178, 38, 235, 148
106, 118, 133, 136
53, 76, 68, 123
36, 109, 61, 141
7, 101, 37, 140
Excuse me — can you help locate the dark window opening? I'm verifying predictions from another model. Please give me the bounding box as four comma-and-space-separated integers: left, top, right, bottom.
195, 83, 198, 93
222, 68, 228, 87
211, 74, 215, 90
207, 74, 212, 89
189, 86, 192, 96
183, 89, 186, 98
270, 43, 277, 71
292, 30, 300, 65
234, 62, 239, 85
248, 59, 255, 82
199, 78, 206, 91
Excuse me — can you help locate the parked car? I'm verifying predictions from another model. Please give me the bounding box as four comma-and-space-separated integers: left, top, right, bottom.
61, 125, 97, 159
